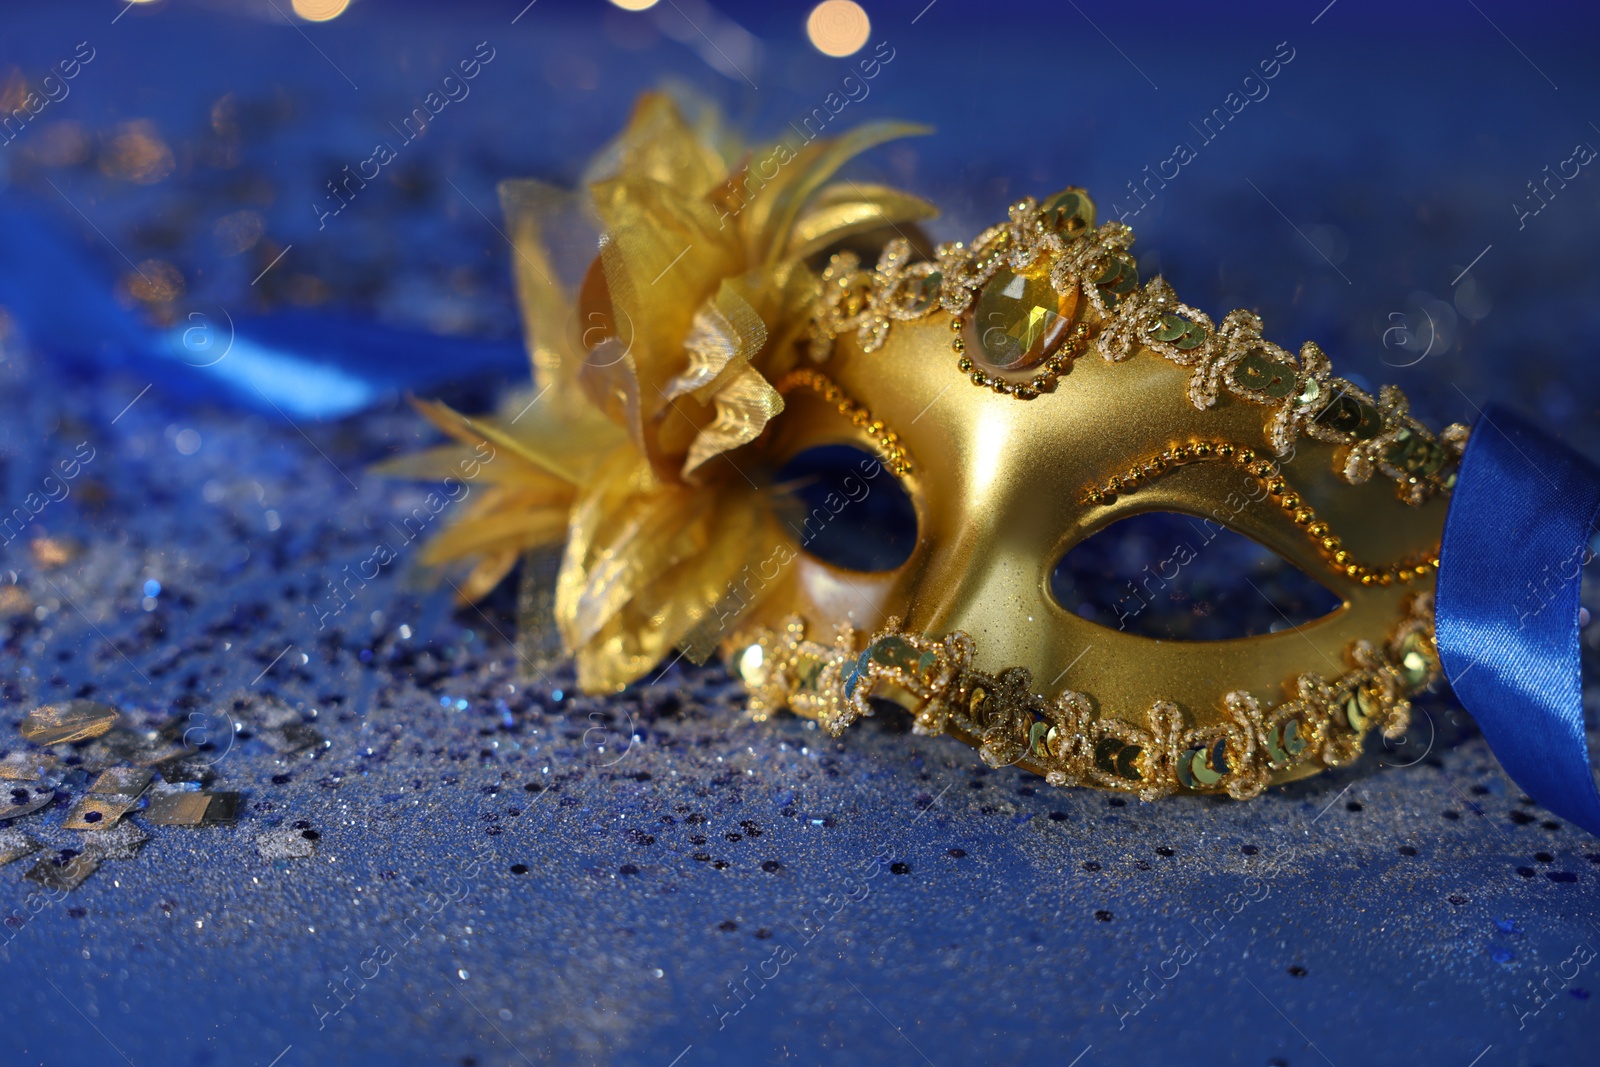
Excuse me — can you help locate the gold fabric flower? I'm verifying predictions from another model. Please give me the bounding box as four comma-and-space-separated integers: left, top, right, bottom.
379, 92, 931, 692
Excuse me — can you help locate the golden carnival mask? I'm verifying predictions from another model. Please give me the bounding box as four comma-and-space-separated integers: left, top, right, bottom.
385, 93, 1465, 802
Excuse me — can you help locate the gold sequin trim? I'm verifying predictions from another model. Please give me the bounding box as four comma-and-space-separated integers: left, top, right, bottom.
807, 192, 1470, 506
732, 595, 1440, 801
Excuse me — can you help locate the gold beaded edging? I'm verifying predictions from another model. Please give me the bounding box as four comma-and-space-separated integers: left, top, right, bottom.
805, 191, 1470, 506
775, 368, 914, 477
1083, 439, 1442, 587
733, 595, 1440, 801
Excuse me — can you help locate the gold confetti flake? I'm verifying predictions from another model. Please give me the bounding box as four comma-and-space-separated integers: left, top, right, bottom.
0, 753, 51, 781
63, 793, 138, 831
20, 700, 119, 745
88, 767, 153, 796
142, 792, 209, 826
144, 791, 239, 826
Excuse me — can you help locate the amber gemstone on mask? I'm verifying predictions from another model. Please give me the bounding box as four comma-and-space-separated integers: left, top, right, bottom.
972, 268, 1077, 370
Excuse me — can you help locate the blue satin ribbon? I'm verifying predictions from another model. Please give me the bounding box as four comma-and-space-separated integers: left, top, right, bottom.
0, 196, 527, 420
1437, 404, 1600, 837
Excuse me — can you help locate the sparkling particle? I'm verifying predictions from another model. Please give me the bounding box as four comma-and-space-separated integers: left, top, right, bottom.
21, 700, 119, 745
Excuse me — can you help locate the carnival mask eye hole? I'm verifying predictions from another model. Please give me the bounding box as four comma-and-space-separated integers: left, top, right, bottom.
771, 445, 917, 572
1049, 512, 1345, 641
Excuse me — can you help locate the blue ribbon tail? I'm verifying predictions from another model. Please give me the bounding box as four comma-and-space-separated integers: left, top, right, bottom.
1437, 403, 1600, 837
0, 196, 528, 420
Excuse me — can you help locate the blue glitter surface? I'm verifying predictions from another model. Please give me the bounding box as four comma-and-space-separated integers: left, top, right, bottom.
1, 2, 1599, 1066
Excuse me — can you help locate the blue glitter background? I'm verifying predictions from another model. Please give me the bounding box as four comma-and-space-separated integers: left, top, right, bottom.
1, 2, 1599, 1065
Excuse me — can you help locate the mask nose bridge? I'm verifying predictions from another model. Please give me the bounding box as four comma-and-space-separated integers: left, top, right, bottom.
890, 394, 1107, 669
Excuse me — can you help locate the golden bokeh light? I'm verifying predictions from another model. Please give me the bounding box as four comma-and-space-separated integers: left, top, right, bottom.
292, 0, 351, 21
609, 0, 660, 10
806, 0, 870, 58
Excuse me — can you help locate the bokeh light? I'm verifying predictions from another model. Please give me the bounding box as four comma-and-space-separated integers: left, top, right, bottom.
806, 0, 870, 57
292, 0, 350, 21
609, 0, 661, 11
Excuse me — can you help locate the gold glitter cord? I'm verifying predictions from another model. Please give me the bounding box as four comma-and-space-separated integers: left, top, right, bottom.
1080, 440, 1441, 587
